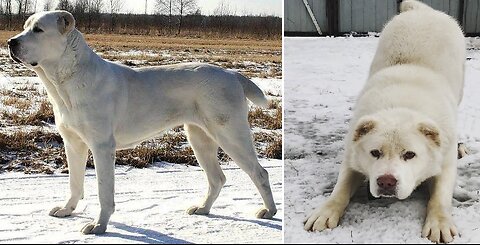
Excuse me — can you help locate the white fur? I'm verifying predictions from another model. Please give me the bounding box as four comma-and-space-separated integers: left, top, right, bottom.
9, 10, 277, 235
304, 1, 465, 243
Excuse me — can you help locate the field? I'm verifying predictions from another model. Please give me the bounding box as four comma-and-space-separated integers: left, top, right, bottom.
284, 36, 480, 243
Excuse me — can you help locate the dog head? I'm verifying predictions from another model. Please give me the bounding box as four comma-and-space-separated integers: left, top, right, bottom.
7, 11, 75, 68
351, 108, 444, 199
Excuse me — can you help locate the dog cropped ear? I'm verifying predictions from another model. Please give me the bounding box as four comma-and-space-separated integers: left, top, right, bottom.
57, 11, 75, 35
418, 122, 441, 147
353, 117, 377, 141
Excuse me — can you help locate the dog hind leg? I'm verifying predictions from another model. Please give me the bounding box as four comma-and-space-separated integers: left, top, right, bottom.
211, 120, 277, 219
185, 124, 226, 215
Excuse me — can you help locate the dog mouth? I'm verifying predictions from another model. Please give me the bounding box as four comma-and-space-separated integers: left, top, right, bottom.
9, 49, 22, 64
9, 49, 38, 67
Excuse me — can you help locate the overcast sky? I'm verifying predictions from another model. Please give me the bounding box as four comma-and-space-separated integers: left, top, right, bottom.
32, 0, 282, 16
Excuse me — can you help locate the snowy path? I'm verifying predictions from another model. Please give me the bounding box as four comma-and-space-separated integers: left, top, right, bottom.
0, 160, 283, 243
284, 37, 480, 243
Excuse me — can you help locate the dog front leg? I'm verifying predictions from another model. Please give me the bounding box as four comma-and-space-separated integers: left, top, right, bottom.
81, 141, 116, 235
422, 149, 458, 243
50, 137, 88, 217
304, 163, 364, 231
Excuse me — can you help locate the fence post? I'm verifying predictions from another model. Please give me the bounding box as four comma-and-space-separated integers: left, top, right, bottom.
326, 0, 339, 35
459, 0, 465, 28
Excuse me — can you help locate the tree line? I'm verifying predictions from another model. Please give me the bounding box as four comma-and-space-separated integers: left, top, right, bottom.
0, 0, 281, 39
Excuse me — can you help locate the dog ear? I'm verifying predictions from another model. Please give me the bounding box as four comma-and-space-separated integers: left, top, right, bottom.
57, 11, 75, 35
418, 122, 441, 147
353, 118, 377, 141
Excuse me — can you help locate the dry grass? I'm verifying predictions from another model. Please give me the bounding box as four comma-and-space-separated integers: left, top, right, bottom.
0, 30, 281, 78
248, 106, 282, 130
2, 97, 30, 110
265, 138, 282, 159
0, 130, 65, 174
267, 99, 281, 110
2, 100, 54, 126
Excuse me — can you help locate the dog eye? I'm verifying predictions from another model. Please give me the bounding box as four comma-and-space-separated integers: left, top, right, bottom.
33, 26, 43, 33
370, 149, 382, 159
403, 151, 416, 161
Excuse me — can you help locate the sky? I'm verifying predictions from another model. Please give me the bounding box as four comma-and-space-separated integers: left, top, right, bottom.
32, 0, 282, 17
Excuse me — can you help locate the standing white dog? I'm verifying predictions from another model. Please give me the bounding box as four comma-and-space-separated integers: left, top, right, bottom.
8, 11, 277, 234
304, 0, 465, 243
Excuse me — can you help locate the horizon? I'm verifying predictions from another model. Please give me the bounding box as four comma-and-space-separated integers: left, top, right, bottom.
26, 0, 282, 17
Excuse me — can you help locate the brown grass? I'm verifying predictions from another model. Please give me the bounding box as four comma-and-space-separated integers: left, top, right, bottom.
2, 97, 30, 110
248, 106, 282, 130
267, 99, 281, 110
265, 138, 282, 159
0, 30, 280, 54
116, 132, 197, 168
2, 100, 54, 126
0, 30, 281, 78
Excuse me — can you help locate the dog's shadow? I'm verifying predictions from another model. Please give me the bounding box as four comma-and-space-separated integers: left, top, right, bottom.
104, 222, 192, 244
205, 214, 283, 230
100, 215, 281, 243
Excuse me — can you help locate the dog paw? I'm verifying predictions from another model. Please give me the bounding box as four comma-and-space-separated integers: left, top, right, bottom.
422, 213, 457, 243
186, 205, 210, 215
81, 222, 107, 235
255, 207, 277, 219
49, 206, 73, 218
304, 202, 344, 232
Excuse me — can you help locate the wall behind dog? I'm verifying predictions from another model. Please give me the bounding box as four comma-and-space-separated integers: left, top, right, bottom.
285, 0, 480, 36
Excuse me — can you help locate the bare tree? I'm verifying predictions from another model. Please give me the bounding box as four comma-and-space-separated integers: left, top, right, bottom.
213, 0, 232, 16
5, 0, 12, 28
75, 0, 88, 14
43, 0, 53, 11
56, 0, 73, 12
86, 0, 103, 31
107, 0, 125, 31
14, 0, 31, 19
15, 0, 23, 15
155, 0, 174, 33
174, 0, 196, 34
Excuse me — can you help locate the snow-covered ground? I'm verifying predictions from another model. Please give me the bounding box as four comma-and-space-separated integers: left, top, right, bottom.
0, 160, 283, 243
284, 37, 480, 243
0, 53, 283, 242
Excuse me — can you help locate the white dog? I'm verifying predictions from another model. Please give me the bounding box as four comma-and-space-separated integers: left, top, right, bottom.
304, 0, 465, 243
8, 10, 277, 234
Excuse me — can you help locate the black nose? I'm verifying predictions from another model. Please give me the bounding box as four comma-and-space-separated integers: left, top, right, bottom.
7, 38, 18, 47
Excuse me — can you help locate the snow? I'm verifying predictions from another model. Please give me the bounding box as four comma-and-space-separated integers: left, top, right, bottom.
0, 160, 283, 243
284, 36, 480, 243
0, 72, 283, 243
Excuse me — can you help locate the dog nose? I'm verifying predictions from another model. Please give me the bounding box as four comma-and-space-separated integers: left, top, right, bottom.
7, 38, 18, 47
377, 174, 397, 192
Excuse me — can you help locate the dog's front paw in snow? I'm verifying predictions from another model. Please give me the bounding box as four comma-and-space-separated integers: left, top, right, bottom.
49, 206, 74, 218
81, 222, 107, 235
186, 205, 210, 215
304, 201, 345, 232
422, 211, 457, 243
256, 207, 276, 219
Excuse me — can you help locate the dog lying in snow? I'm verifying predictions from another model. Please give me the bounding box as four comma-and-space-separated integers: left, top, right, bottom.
304, 0, 465, 243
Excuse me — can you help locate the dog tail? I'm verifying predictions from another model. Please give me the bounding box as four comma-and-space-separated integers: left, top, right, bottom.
400, 0, 431, 12
236, 73, 268, 107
